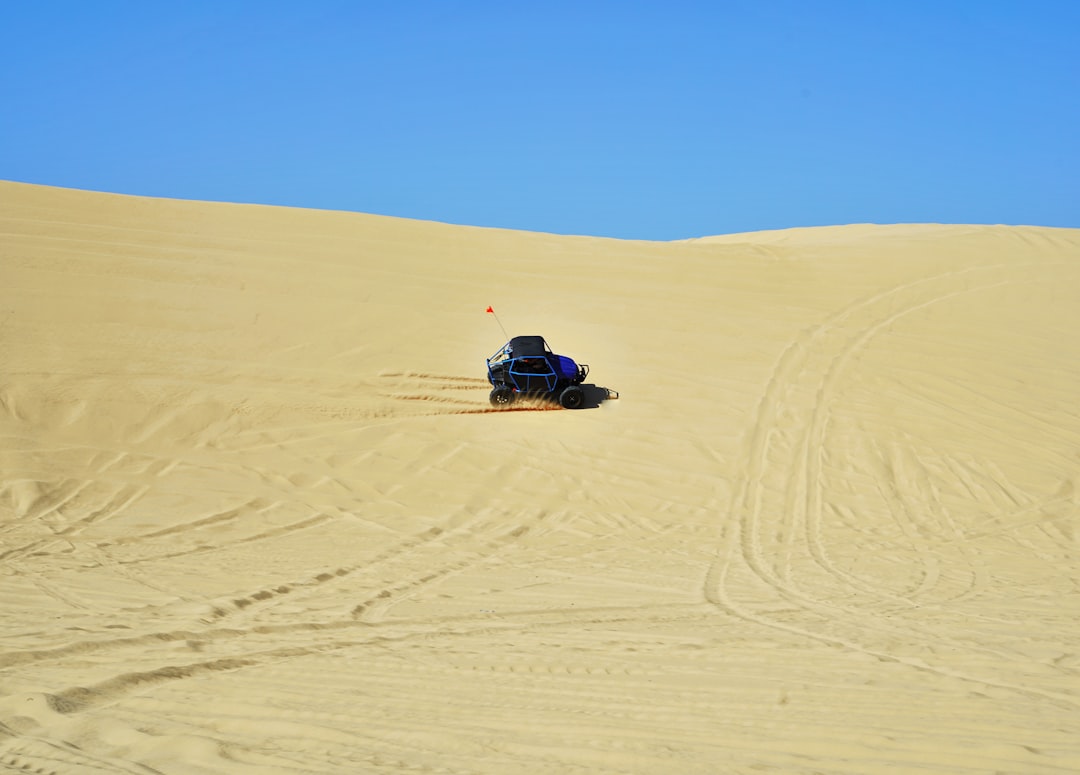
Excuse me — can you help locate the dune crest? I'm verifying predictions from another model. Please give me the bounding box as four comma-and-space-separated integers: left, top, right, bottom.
2, 180, 1079, 773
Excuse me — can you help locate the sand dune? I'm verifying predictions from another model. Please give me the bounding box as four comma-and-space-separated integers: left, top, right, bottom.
1, 179, 1078, 773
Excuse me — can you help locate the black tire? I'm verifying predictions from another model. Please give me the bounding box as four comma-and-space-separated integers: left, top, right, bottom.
489, 385, 515, 406
559, 385, 584, 409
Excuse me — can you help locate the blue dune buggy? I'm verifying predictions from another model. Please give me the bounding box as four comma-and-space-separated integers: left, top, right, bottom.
486, 335, 589, 408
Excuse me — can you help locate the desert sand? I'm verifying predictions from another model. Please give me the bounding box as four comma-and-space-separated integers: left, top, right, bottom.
1, 179, 1078, 774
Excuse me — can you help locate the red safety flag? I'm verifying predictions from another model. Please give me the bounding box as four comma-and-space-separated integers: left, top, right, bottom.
486, 306, 494, 313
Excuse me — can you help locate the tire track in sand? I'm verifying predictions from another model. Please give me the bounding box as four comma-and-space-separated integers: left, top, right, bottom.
704, 260, 1080, 708
0, 452, 175, 563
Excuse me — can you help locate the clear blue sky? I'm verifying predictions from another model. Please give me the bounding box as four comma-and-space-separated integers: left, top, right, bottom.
2, 2, 1078, 239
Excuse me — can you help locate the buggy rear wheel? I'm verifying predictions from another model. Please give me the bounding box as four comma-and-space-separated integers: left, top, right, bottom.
489, 385, 515, 407
559, 385, 584, 409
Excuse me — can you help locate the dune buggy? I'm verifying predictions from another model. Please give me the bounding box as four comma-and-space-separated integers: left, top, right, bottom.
486, 335, 589, 408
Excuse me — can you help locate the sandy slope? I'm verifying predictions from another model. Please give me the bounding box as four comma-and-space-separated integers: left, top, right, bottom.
1, 180, 1078, 774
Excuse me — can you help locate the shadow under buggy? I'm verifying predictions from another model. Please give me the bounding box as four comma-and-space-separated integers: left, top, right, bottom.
486, 335, 590, 408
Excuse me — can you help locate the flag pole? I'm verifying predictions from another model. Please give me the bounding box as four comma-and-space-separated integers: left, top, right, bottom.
486, 306, 509, 340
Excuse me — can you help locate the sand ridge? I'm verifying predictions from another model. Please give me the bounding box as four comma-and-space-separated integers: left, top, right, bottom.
1, 180, 1079, 773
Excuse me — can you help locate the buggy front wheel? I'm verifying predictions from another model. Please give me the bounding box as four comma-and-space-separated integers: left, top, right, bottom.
559, 385, 584, 409
489, 385, 515, 406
